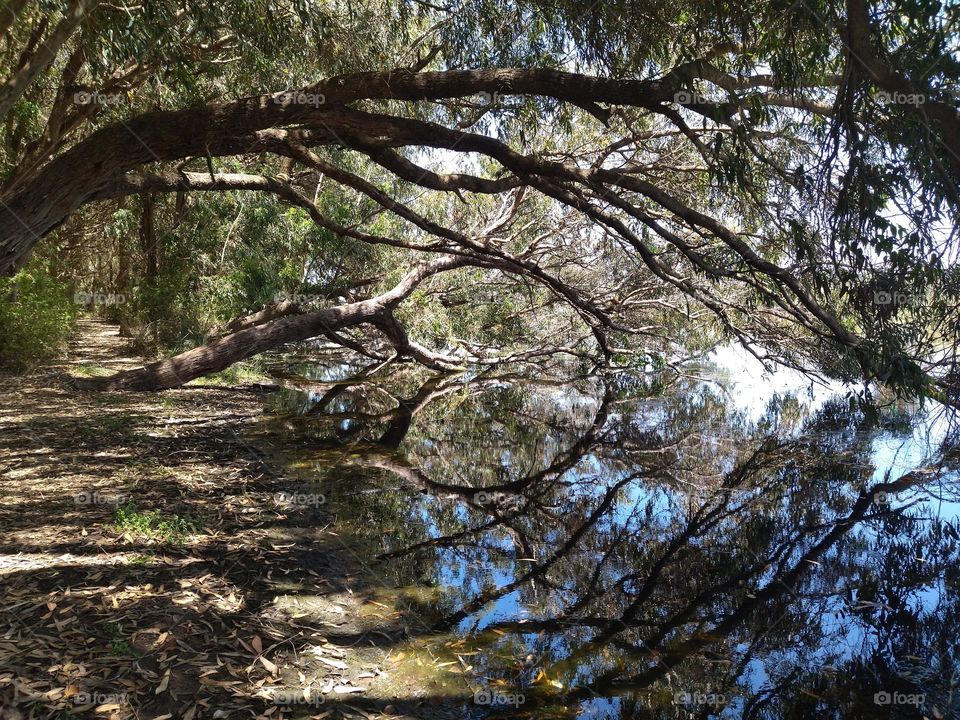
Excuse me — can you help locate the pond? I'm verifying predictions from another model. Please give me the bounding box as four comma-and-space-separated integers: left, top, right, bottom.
264, 346, 960, 719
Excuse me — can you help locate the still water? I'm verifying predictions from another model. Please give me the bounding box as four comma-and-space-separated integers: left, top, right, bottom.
266, 346, 959, 719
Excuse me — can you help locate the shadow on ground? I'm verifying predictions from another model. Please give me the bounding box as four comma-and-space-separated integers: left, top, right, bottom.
0, 320, 481, 720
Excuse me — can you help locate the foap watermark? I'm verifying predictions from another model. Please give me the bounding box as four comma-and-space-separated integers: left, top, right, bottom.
674, 90, 712, 105
473, 689, 526, 707
873, 491, 892, 506
74, 90, 123, 106
274, 291, 313, 305
876, 91, 926, 106
673, 689, 727, 708
273, 91, 326, 108
74, 692, 127, 706
474, 490, 524, 511
474, 90, 513, 105
74, 291, 126, 306
874, 690, 925, 706
274, 490, 326, 507
75, 491, 129, 506
873, 290, 920, 307
272, 688, 325, 707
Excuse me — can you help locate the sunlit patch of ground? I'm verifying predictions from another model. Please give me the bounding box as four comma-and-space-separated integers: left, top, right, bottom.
0, 319, 472, 719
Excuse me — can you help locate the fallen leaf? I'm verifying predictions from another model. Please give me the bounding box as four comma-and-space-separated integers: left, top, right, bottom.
318, 657, 348, 670
156, 670, 170, 694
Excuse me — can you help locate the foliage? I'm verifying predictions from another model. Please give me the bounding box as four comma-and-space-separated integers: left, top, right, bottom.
0, 267, 75, 371
114, 502, 201, 544
0, 0, 957, 401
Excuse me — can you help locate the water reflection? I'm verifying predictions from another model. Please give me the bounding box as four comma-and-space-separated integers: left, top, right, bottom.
268, 355, 960, 719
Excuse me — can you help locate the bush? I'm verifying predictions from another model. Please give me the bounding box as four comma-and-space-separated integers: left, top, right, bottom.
114, 502, 201, 544
0, 269, 75, 371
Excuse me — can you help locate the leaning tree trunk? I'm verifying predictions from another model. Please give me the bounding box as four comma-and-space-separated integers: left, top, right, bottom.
224, 298, 301, 332
76, 256, 469, 390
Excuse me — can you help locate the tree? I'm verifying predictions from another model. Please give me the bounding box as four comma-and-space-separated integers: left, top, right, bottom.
0, 0, 957, 398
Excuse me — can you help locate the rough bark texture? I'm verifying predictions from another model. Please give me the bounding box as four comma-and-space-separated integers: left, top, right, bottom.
224, 300, 303, 333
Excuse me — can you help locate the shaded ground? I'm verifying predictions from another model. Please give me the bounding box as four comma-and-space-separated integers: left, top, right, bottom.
0, 319, 470, 720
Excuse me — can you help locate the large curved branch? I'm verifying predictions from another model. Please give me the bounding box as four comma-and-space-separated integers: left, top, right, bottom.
0, 64, 826, 272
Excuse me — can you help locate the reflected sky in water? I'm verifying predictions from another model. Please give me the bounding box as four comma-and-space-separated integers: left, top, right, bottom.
268, 346, 960, 718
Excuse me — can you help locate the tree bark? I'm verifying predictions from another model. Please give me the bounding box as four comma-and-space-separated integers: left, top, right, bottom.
76, 256, 468, 390
0, 66, 708, 274
223, 299, 302, 333
115, 197, 133, 336
845, 0, 960, 176
139, 191, 158, 288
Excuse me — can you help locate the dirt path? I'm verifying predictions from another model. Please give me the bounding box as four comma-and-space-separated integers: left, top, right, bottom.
0, 319, 458, 720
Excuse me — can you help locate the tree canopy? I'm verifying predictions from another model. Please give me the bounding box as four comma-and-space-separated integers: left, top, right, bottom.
0, 0, 957, 398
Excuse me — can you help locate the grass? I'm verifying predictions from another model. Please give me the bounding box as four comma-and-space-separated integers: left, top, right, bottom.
70, 362, 114, 377
101, 414, 134, 432
114, 502, 201, 544
105, 622, 133, 656
191, 361, 268, 386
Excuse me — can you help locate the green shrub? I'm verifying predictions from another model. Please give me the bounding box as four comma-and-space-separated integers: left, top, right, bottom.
114, 502, 201, 544
0, 269, 75, 371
